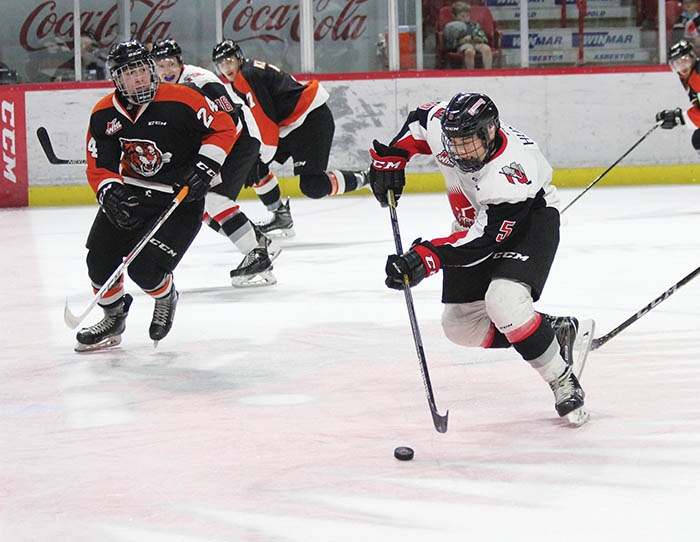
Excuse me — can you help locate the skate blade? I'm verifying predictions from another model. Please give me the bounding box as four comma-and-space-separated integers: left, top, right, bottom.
565, 406, 590, 427
267, 240, 282, 261
262, 227, 296, 239
573, 319, 595, 378
231, 269, 277, 288
74, 335, 122, 352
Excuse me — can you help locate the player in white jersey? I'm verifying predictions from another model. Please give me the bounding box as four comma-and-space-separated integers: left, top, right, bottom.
152, 39, 278, 287
368, 92, 594, 426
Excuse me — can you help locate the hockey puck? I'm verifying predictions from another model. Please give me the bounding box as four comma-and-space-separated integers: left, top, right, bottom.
394, 446, 414, 461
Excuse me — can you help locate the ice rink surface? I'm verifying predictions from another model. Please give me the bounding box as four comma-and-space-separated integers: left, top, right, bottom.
2, 184, 700, 541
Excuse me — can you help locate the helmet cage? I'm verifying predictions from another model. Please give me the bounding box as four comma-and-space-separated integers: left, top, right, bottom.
108, 40, 159, 105
441, 131, 493, 173
111, 57, 159, 105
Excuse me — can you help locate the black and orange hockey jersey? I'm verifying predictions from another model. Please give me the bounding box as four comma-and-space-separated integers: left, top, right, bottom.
229, 59, 329, 162
86, 83, 240, 195
678, 66, 700, 128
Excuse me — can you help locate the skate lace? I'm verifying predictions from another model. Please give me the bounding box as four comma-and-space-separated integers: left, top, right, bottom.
86, 315, 117, 333
152, 297, 172, 326
550, 368, 575, 403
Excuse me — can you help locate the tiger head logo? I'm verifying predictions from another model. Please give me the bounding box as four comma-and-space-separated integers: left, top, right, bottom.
120, 138, 172, 177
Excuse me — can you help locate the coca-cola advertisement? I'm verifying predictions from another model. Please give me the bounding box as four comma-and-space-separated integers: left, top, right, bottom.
1, 0, 385, 83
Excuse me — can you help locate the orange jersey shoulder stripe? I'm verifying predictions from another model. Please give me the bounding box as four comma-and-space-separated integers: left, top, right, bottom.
279, 79, 320, 128
234, 73, 280, 148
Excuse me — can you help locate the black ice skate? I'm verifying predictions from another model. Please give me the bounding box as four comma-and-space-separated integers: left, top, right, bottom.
254, 225, 282, 261
549, 365, 589, 426
149, 288, 179, 345
543, 314, 595, 378
257, 198, 295, 238
75, 294, 133, 352
230, 246, 276, 287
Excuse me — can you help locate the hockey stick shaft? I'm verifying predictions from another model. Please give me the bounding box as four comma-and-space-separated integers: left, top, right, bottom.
36, 127, 87, 165
388, 190, 448, 433
591, 263, 700, 350
561, 121, 661, 214
64, 186, 190, 329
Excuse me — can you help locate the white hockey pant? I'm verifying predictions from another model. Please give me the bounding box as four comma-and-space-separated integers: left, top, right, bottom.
441, 278, 565, 383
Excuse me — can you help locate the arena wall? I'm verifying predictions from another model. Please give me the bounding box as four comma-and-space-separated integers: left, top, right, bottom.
2, 67, 698, 207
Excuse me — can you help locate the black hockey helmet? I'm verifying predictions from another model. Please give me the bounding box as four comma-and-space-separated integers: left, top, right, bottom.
107, 40, 159, 104
151, 38, 183, 63
441, 92, 500, 173
212, 39, 244, 64
669, 39, 696, 63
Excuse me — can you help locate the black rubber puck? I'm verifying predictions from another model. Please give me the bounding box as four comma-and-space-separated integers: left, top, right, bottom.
394, 446, 414, 461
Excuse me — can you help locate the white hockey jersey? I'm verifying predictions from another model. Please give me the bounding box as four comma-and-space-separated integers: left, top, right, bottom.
178, 64, 271, 162
390, 100, 560, 270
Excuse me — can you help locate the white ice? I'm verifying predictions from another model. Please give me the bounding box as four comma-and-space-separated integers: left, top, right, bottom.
2, 185, 700, 541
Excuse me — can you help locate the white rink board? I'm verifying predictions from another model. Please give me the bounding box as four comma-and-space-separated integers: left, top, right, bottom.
25, 70, 693, 187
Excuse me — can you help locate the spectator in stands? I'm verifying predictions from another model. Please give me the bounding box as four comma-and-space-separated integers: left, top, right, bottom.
0, 59, 18, 84
672, 0, 700, 50
79, 29, 107, 80
442, 1, 492, 69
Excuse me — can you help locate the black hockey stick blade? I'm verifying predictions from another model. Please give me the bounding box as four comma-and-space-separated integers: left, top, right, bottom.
591, 263, 700, 350
36, 127, 86, 165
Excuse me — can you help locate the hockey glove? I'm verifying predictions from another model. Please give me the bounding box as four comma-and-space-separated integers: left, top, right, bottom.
385, 239, 441, 290
369, 139, 410, 207
97, 182, 143, 231
656, 107, 686, 129
175, 158, 218, 202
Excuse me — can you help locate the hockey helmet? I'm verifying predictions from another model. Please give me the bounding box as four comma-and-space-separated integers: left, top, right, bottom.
151, 39, 183, 63
441, 92, 500, 173
108, 40, 159, 105
669, 39, 697, 75
212, 39, 244, 64
151, 39, 184, 83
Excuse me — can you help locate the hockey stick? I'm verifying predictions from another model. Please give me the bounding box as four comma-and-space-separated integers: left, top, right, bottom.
561, 120, 662, 214
591, 263, 700, 350
64, 186, 190, 329
388, 190, 449, 433
36, 127, 87, 165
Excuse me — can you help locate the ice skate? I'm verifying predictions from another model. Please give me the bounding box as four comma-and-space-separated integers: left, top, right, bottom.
254, 225, 282, 261
149, 288, 179, 345
230, 246, 276, 287
257, 198, 295, 238
543, 314, 595, 378
549, 365, 589, 427
75, 294, 133, 352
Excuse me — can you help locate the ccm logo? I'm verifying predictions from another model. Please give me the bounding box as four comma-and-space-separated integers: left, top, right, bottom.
195, 160, 217, 179
493, 251, 529, 261
1, 100, 16, 184
371, 158, 404, 170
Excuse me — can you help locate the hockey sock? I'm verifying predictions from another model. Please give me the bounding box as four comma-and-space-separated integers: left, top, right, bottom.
254, 173, 283, 210
326, 170, 366, 195
509, 314, 567, 383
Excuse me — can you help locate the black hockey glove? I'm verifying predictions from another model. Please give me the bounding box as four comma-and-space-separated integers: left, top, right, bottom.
385, 239, 441, 290
655, 107, 685, 129
97, 182, 143, 231
175, 158, 218, 202
244, 158, 266, 188
369, 139, 410, 207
